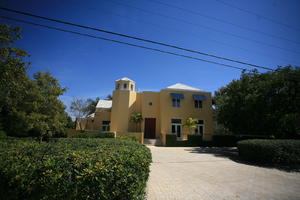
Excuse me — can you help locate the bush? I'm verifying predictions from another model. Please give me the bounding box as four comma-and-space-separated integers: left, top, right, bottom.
187, 134, 202, 146
166, 134, 202, 147
213, 134, 274, 147
213, 135, 237, 147
238, 139, 300, 164
117, 135, 139, 142
71, 131, 115, 138
0, 130, 7, 138
0, 138, 152, 200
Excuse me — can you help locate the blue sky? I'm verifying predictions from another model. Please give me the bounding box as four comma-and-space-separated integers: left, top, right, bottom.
1, 0, 300, 108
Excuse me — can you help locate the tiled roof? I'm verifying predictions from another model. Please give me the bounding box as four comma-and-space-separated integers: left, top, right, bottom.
96, 100, 112, 108
116, 77, 135, 82
166, 83, 203, 91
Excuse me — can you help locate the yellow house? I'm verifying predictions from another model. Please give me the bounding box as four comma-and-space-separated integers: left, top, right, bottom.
77, 77, 213, 145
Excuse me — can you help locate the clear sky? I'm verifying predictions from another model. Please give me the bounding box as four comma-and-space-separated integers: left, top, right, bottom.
1, 0, 300, 107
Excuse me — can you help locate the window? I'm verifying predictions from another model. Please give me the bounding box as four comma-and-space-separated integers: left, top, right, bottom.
171, 119, 182, 138
131, 84, 133, 91
172, 99, 180, 107
102, 120, 110, 131
195, 120, 204, 136
116, 84, 120, 89
194, 100, 202, 108
124, 83, 127, 89
149, 102, 153, 106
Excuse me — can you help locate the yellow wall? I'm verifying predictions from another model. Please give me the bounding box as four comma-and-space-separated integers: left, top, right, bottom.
78, 79, 214, 145
140, 91, 161, 137
159, 89, 213, 142
93, 108, 111, 131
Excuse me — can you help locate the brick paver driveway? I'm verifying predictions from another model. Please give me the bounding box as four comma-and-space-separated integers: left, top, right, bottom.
146, 146, 300, 200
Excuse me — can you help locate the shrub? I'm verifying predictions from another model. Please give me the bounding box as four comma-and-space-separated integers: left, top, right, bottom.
71, 131, 115, 138
166, 134, 202, 147
238, 139, 300, 164
213, 135, 237, 147
0, 130, 7, 138
187, 134, 202, 146
0, 138, 152, 200
117, 135, 139, 142
213, 134, 273, 147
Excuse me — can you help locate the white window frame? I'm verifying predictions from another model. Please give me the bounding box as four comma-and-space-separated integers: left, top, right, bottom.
194, 100, 202, 108
171, 118, 182, 139
172, 98, 180, 107
195, 120, 204, 136
102, 120, 110, 132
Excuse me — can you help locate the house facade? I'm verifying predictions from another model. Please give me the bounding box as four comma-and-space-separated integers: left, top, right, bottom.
78, 77, 213, 145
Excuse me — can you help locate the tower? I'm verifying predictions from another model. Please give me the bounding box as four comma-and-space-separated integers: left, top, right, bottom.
110, 77, 139, 133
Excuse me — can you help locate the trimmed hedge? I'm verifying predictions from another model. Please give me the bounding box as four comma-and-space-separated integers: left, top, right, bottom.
238, 139, 300, 164
0, 138, 151, 200
166, 134, 202, 147
213, 134, 273, 147
117, 135, 139, 142
71, 131, 115, 138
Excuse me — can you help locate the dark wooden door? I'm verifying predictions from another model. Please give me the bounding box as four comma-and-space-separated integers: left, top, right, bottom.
144, 118, 156, 138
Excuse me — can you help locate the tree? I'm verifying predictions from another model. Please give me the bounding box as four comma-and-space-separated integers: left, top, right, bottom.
130, 113, 143, 132
70, 97, 89, 131
183, 117, 198, 135
106, 94, 113, 100
0, 24, 72, 140
214, 66, 300, 138
84, 97, 100, 115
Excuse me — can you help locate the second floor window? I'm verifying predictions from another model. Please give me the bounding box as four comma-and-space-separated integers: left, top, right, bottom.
124, 83, 127, 89
131, 84, 133, 91
172, 99, 180, 107
194, 100, 202, 108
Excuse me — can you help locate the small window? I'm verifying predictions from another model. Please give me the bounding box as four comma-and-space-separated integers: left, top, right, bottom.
194, 100, 202, 108
124, 83, 127, 89
172, 99, 180, 107
171, 119, 181, 124
102, 120, 110, 131
116, 84, 120, 89
131, 84, 133, 91
149, 102, 153, 106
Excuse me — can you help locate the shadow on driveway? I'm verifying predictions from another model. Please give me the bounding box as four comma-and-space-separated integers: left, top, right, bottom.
185, 147, 300, 172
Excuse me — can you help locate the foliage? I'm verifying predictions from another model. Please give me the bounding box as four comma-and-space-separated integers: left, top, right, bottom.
0, 24, 71, 139
71, 131, 115, 138
214, 66, 300, 138
238, 139, 300, 164
106, 94, 113, 100
213, 134, 274, 147
183, 117, 198, 134
166, 134, 202, 147
130, 113, 143, 132
70, 97, 90, 131
85, 97, 100, 115
0, 137, 152, 200
117, 135, 139, 142
0, 130, 7, 138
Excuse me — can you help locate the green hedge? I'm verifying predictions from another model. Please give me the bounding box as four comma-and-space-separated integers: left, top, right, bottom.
71, 131, 115, 138
166, 134, 202, 147
117, 135, 139, 142
213, 134, 273, 147
238, 139, 300, 164
0, 138, 152, 200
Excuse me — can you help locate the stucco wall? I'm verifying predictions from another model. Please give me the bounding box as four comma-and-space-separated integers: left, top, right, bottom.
140, 91, 161, 138
159, 89, 213, 141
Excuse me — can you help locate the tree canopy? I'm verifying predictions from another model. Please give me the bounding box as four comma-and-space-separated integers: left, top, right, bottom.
0, 24, 72, 138
214, 66, 300, 138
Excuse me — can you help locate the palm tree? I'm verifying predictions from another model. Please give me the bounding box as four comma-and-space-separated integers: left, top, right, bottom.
130, 113, 143, 132
183, 117, 198, 135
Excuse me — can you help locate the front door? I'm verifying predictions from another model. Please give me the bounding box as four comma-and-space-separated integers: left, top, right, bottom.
144, 118, 156, 138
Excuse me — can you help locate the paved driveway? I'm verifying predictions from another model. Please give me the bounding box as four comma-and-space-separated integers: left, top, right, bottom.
146, 146, 300, 200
